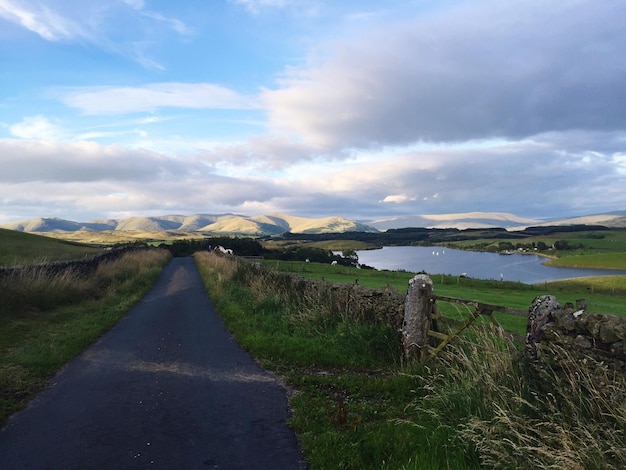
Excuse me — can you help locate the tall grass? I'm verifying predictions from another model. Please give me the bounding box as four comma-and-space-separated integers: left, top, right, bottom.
0, 248, 171, 424
0, 266, 93, 316
405, 326, 626, 469
0, 249, 169, 318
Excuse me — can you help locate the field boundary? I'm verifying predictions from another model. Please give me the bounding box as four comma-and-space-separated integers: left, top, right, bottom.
0, 245, 150, 279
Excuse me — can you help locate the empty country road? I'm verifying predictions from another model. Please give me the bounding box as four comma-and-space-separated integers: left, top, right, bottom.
0, 257, 306, 469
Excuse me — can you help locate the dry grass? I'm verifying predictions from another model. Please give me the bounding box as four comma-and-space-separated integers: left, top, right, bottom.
194, 251, 238, 299
0, 249, 171, 318
0, 265, 93, 316
405, 326, 626, 469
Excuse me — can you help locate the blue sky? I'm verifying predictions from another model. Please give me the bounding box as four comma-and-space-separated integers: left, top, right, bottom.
1, 0, 625, 223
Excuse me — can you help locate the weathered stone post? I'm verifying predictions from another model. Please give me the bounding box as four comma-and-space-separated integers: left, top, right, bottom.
402, 274, 434, 359
525, 295, 561, 360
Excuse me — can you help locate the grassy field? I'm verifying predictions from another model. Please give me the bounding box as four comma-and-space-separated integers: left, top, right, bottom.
262, 239, 377, 252
0, 228, 104, 266
45, 229, 210, 246
448, 228, 626, 268
545, 251, 626, 270
0, 249, 171, 426
263, 260, 626, 335
195, 252, 626, 469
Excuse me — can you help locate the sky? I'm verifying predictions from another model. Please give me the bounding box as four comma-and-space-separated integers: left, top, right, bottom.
1, 0, 625, 224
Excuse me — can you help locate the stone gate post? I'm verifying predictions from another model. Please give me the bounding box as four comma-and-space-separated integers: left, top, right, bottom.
402, 274, 434, 359
525, 295, 561, 360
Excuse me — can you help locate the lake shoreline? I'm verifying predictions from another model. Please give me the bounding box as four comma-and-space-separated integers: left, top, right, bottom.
355, 245, 625, 284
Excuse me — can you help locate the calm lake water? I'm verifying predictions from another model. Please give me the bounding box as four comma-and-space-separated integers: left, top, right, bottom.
355, 246, 625, 284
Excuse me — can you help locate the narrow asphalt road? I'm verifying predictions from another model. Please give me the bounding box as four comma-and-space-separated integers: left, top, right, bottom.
0, 257, 306, 469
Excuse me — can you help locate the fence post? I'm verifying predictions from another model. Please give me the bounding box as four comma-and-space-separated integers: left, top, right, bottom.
525, 295, 561, 360
402, 274, 433, 360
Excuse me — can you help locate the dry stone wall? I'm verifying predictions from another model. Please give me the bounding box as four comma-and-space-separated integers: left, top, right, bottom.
241, 265, 406, 330
526, 295, 626, 369
0, 246, 149, 280
286, 273, 406, 330
240, 261, 626, 366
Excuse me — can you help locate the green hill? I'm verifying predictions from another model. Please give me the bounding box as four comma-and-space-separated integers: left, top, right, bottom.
0, 229, 103, 266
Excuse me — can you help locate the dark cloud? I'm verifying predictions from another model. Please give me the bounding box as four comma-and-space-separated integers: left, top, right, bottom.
264, 1, 626, 149
0, 140, 189, 183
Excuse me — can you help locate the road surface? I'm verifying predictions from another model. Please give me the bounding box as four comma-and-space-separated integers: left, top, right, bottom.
0, 257, 306, 469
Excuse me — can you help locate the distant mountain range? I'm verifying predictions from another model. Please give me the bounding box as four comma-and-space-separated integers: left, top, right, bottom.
2, 211, 625, 236
366, 211, 626, 230
0, 213, 376, 236
366, 212, 540, 230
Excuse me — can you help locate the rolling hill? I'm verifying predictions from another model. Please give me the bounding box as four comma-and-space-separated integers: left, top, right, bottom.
0, 228, 103, 265
517, 211, 626, 229
2, 211, 625, 237
0, 213, 377, 237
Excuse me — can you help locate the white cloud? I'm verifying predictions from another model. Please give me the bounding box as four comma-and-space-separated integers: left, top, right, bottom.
122, 0, 144, 10
613, 153, 626, 175
230, 0, 288, 13
0, 0, 86, 41
9, 115, 63, 140
268, 134, 626, 218
1, 129, 625, 223
0, 138, 292, 221
0, 0, 191, 69
61, 83, 257, 115
141, 11, 191, 36
382, 194, 416, 204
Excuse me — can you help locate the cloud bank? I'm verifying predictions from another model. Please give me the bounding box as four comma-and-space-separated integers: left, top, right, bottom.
263, 1, 626, 149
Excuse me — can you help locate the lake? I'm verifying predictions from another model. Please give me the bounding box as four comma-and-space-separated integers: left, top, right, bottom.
355, 246, 625, 284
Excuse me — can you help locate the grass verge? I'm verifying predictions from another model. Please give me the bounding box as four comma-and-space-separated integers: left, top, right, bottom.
0, 249, 171, 425
194, 252, 626, 469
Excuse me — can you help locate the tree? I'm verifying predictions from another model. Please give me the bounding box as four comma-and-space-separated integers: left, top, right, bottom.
497, 241, 514, 252
553, 240, 570, 250
342, 249, 359, 267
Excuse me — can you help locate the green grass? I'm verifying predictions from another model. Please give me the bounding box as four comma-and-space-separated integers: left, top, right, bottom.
546, 252, 626, 270
0, 228, 103, 266
443, 229, 626, 268
545, 275, 626, 294
262, 260, 626, 336
0, 249, 171, 425
195, 252, 626, 469
262, 239, 378, 252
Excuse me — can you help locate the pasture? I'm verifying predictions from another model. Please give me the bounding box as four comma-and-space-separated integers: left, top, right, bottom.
264, 259, 626, 335
0, 228, 103, 266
